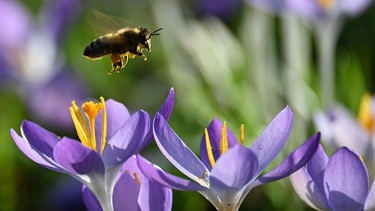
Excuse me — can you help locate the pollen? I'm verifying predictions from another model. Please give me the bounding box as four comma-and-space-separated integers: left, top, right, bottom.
69, 97, 107, 154
220, 122, 229, 155
358, 93, 375, 134
205, 128, 216, 167
197, 171, 210, 188
240, 124, 245, 145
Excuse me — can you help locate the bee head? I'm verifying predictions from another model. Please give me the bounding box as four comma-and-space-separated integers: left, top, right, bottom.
139, 27, 162, 51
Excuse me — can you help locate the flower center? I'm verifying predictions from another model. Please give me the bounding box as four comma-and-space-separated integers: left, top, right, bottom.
205, 122, 245, 167
318, 0, 334, 11
69, 97, 107, 154
358, 93, 375, 135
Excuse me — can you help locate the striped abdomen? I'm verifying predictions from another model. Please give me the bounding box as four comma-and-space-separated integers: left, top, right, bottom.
83, 35, 116, 59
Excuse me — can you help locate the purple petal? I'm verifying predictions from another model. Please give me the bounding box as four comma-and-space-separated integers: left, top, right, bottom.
324, 147, 369, 211
0, 0, 30, 47
39, 0, 83, 42
289, 168, 331, 210
210, 144, 258, 188
104, 99, 131, 140
306, 144, 329, 196
338, 0, 373, 16
157, 87, 175, 121
153, 113, 209, 183
138, 178, 173, 211
314, 105, 371, 157
198, 0, 241, 19
200, 119, 239, 170
82, 185, 102, 211
113, 172, 140, 211
26, 71, 87, 130
137, 155, 205, 191
103, 110, 150, 167
256, 133, 320, 184
285, 0, 325, 18
53, 137, 105, 175
20, 120, 60, 157
246, 0, 288, 14
140, 87, 175, 151
121, 155, 145, 182
364, 181, 375, 210
250, 106, 293, 177
11, 128, 65, 173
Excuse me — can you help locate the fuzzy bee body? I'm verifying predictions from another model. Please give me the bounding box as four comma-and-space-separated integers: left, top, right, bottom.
83, 27, 162, 74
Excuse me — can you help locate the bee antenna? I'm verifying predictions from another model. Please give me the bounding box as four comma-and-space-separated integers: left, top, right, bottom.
151, 28, 163, 36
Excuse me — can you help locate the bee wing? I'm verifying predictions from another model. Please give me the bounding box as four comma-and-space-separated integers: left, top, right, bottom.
88, 10, 135, 37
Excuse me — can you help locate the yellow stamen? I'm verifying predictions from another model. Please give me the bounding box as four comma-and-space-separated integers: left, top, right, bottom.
220, 122, 228, 155
318, 0, 334, 10
205, 128, 216, 167
358, 93, 374, 134
240, 124, 245, 145
133, 173, 141, 185
100, 97, 107, 154
69, 101, 92, 149
69, 97, 107, 154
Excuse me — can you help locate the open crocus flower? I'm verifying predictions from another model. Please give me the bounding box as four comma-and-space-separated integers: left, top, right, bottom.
314, 93, 375, 178
138, 106, 320, 211
10, 88, 174, 211
247, 0, 373, 107
82, 155, 172, 211
290, 146, 375, 210
247, 0, 373, 20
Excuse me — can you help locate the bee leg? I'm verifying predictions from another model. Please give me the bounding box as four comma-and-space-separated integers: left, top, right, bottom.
110, 54, 123, 74
138, 52, 147, 61
116, 56, 128, 73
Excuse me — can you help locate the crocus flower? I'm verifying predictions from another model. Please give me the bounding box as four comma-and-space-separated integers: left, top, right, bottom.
82, 155, 173, 211
0, 0, 87, 129
314, 93, 375, 178
290, 146, 375, 210
138, 106, 320, 211
247, 0, 373, 106
247, 0, 373, 20
196, 0, 242, 20
10, 88, 174, 211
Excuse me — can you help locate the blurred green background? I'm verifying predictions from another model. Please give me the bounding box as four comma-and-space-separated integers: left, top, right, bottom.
1, 0, 375, 210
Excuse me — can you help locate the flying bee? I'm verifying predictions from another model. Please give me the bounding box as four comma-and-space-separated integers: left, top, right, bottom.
83, 27, 162, 74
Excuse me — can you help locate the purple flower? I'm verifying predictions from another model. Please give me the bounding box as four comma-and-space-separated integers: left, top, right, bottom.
247, 0, 373, 20
82, 155, 172, 211
10, 88, 174, 210
197, 0, 242, 20
138, 106, 320, 210
314, 93, 375, 177
0, 0, 86, 129
290, 146, 375, 210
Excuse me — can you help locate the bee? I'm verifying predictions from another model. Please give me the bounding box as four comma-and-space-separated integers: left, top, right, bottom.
83, 27, 162, 74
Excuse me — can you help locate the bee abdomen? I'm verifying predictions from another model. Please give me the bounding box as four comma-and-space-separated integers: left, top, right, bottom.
83, 38, 112, 58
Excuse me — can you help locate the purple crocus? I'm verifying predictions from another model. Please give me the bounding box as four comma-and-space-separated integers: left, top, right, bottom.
247, 0, 373, 20
247, 0, 373, 106
138, 106, 320, 210
10, 88, 174, 211
82, 155, 172, 211
290, 146, 375, 210
0, 0, 87, 129
314, 93, 375, 178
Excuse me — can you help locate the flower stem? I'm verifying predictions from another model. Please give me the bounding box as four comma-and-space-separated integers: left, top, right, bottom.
315, 18, 342, 107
